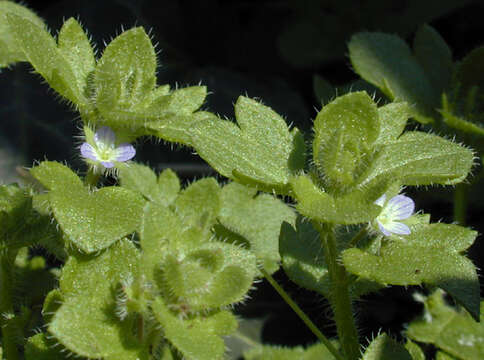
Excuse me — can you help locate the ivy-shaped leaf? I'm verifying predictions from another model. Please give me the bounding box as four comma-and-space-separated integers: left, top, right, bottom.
31, 161, 145, 253
342, 224, 480, 320
190, 96, 306, 193
119, 163, 180, 206
49, 239, 149, 359
6, 13, 88, 107
217, 182, 296, 274
244, 342, 337, 360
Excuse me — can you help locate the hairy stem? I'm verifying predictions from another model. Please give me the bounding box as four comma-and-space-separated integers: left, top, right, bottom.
317, 223, 360, 360
261, 269, 344, 360
348, 226, 368, 248
454, 183, 468, 225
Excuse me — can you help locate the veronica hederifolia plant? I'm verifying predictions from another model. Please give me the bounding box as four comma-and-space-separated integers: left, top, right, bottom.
0, 1, 481, 359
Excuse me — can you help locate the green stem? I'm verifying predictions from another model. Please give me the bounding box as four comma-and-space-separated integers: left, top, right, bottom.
0, 250, 20, 360
84, 168, 101, 188
261, 269, 344, 360
317, 223, 360, 360
348, 227, 367, 248
454, 183, 468, 226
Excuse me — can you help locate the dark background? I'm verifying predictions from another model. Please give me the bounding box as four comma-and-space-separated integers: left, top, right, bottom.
1, 0, 484, 354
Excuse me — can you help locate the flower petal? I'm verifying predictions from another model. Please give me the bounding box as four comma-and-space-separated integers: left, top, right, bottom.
386, 221, 411, 235
101, 161, 115, 168
386, 195, 414, 220
95, 126, 116, 146
374, 194, 387, 207
377, 220, 392, 237
80, 143, 98, 161
115, 143, 136, 162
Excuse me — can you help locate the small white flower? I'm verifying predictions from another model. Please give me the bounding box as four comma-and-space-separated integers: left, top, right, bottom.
374, 194, 414, 236
80, 126, 135, 170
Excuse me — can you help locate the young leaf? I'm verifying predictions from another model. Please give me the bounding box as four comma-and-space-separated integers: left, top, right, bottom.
407, 290, 484, 360
190, 96, 306, 193
57, 18, 96, 98
413, 24, 453, 94
0, 1, 46, 68
32, 161, 145, 253
349, 32, 439, 121
362, 334, 412, 360
25, 333, 70, 360
6, 13, 86, 106
49, 239, 148, 359
94, 26, 157, 125
313, 92, 379, 190
217, 182, 296, 274
342, 224, 480, 320
152, 298, 237, 360
358, 131, 474, 187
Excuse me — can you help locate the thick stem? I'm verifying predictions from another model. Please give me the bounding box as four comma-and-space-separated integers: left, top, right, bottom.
0, 250, 20, 360
453, 183, 468, 226
317, 223, 360, 360
261, 269, 344, 360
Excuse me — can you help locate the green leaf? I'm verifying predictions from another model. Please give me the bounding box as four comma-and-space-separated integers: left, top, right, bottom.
57, 18, 96, 98
0, 1, 46, 67
50, 239, 148, 359
94, 26, 156, 126
358, 131, 474, 187
32, 161, 145, 253
313, 92, 380, 190
159, 241, 257, 310
119, 163, 180, 206
362, 334, 412, 360
244, 342, 337, 360
6, 13, 86, 106
413, 24, 452, 94
290, 174, 383, 225
407, 290, 484, 360
190, 96, 306, 193
405, 340, 425, 360
173, 177, 220, 235
375, 102, 410, 145
217, 182, 296, 274
25, 333, 69, 360
152, 298, 237, 360
454, 46, 484, 99
349, 32, 439, 120
342, 224, 480, 320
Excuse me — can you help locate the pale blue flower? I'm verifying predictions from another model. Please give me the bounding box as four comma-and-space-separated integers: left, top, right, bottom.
374, 194, 414, 236
80, 126, 135, 169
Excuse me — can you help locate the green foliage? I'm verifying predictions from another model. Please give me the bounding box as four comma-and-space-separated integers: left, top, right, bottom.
190, 96, 306, 193
119, 163, 180, 206
244, 342, 337, 360
216, 182, 296, 273
49, 239, 148, 359
342, 224, 480, 320
407, 290, 484, 360
362, 334, 412, 360
349, 31, 441, 123
0, 1, 45, 68
31, 161, 145, 253
25, 333, 69, 360
313, 92, 379, 191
